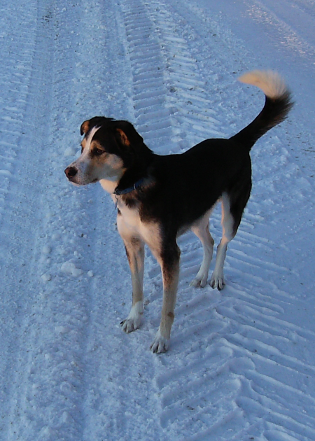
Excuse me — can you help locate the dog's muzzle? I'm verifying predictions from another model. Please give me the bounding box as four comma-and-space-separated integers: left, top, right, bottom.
64, 166, 78, 181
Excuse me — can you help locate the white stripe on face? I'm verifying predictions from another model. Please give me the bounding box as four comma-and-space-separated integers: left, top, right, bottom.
66, 124, 125, 188
83, 125, 101, 152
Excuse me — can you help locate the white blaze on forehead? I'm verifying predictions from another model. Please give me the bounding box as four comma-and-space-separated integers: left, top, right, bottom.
84, 125, 101, 150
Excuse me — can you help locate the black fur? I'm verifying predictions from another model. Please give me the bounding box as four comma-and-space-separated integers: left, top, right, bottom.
85, 86, 292, 240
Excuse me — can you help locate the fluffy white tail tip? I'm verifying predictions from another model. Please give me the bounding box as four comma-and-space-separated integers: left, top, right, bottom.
238, 70, 288, 99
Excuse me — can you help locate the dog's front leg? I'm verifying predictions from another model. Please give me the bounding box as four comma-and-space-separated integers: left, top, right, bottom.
150, 243, 180, 353
120, 236, 145, 333
117, 215, 145, 333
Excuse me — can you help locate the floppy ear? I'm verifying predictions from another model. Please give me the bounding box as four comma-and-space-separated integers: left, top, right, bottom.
80, 120, 90, 136
116, 128, 131, 147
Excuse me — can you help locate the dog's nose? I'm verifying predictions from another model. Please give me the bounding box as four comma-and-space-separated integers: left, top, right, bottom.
65, 166, 77, 179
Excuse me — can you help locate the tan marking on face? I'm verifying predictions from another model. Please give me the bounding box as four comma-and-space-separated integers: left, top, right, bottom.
86, 145, 125, 183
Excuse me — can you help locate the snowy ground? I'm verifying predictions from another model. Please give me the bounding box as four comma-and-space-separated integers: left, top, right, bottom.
1, 0, 315, 439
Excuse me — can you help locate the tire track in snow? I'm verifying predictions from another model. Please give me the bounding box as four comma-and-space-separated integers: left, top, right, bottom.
56, 2, 164, 440
117, 1, 315, 439
0, 2, 104, 439
119, 0, 175, 155
0, 0, 37, 224
119, 0, 250, 437
11, 2, 139, 439
0, 1, 48, 438
120, 0, 225, 154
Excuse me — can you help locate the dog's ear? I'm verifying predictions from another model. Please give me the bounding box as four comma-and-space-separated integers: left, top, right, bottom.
80, 120, 90, 136
116, 128, 131, 147
80, 116, 107, 136
114, 121, 143, 147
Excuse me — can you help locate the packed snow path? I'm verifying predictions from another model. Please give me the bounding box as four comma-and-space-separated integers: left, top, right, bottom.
0, 0, 315, 440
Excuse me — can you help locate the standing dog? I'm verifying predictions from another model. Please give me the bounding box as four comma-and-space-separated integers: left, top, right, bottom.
65, 70, 293, 353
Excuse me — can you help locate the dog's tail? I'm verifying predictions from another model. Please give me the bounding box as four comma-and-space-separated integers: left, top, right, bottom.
231, 70, 293, 151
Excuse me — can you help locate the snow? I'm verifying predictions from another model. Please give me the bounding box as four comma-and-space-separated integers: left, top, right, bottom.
0, 0, 315, 439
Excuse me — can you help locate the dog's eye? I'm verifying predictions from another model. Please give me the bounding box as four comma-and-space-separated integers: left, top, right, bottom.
93, 147, 104, 156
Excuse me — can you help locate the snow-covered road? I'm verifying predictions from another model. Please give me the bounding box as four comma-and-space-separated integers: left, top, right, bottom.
0, 0, 315, 440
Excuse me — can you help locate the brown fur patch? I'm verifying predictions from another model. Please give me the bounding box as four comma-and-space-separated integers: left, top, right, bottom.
80, 120, 90, 135
116, 128, 130, 146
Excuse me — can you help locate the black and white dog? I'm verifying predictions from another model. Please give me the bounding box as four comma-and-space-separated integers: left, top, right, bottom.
65, 70, 293, 353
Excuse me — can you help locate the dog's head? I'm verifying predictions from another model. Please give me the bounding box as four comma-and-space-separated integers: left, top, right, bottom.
64, 117, 144, 188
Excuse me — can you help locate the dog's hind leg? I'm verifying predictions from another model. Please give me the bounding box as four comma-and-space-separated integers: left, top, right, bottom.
210, 179, 251, 290
210, 193, 234, 290
150, 241, 180, 353
190, 209, 215, 288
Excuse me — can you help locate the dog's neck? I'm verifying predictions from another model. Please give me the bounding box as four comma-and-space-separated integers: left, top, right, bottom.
114, 149, 155, 195
113, 177, 146, 195
100, 145, 155, 196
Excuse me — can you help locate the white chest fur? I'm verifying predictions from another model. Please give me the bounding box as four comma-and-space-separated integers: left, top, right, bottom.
115, 197, 162, 259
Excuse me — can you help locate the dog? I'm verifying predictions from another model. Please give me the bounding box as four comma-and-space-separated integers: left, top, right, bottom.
65, 70, 293, 353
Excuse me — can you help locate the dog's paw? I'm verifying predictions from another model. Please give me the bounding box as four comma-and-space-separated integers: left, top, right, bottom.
210, 272, 225, 290
190, 275, 208, 288
120, 301, 143, 333
120, 317, 141, 333
150, 329, 169, 353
